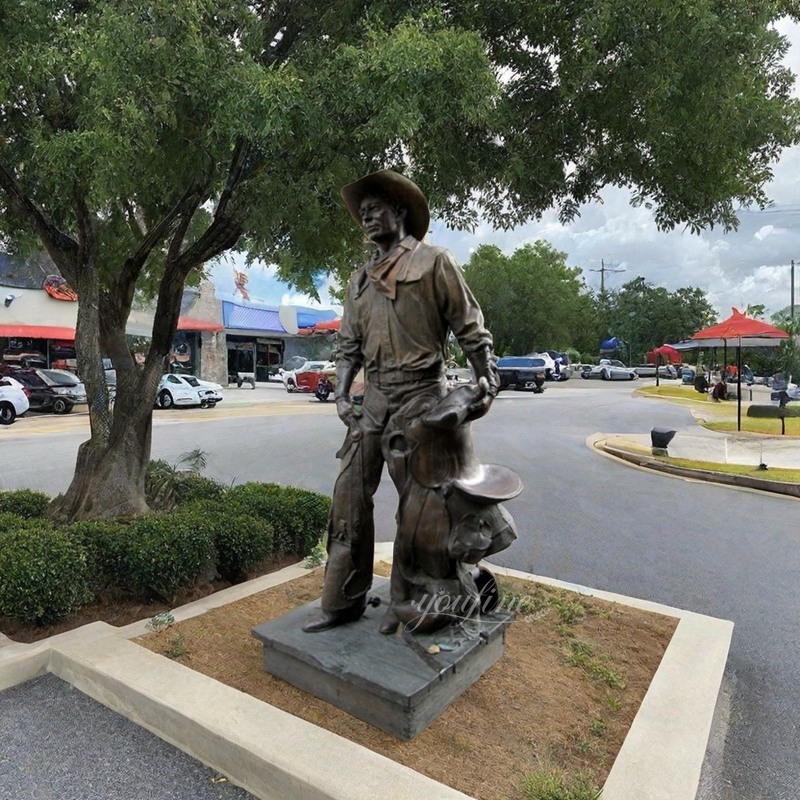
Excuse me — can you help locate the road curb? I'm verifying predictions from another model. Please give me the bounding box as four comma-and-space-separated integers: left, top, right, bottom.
590, 433, 800, 500
0, 543, 732, 800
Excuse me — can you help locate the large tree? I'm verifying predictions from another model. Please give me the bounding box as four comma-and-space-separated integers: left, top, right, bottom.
603, 277, 718, 362
1, 1, 797, 519
463, 242, 595, 355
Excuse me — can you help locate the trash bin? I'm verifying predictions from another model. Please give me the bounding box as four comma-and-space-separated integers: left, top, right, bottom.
651, 427, 676, 455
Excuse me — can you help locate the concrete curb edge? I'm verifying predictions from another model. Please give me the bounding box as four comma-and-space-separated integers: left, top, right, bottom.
589, 432, 800, 499
488, 564, 733, 799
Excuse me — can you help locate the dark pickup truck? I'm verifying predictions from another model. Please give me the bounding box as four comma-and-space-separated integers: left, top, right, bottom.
496, 356, 547, 393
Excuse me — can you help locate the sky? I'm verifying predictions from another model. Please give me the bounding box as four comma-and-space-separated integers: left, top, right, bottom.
210, 18, 800, 322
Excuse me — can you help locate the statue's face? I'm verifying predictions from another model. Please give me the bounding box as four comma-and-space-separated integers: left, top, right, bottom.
358, 194, 406, 245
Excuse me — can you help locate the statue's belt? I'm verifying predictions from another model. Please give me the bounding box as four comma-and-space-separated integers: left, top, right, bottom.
366, 366, 443, 385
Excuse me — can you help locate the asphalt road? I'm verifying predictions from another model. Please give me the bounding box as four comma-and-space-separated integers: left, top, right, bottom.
2, 379, 798, 799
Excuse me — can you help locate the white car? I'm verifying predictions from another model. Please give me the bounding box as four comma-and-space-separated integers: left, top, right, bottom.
156, 374, 224, 409
580, 359, 638, 381
0, 376, 30, 424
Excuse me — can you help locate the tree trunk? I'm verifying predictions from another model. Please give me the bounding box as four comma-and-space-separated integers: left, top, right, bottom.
50, 411, 153, 520
48, 286, 165, 521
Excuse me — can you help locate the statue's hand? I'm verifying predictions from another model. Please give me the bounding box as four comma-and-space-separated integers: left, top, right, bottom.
468, 376, 494, 419
336, 395, 362, 439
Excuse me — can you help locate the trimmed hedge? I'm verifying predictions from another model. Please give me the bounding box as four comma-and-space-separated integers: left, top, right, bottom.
224, 482, 330, 557
0, 526, 91, 624
0, 477, 331, 625
119, 513, 216, 602
180, 502, 274, 582
0, 512, 48, 532
175, 473, 227, 505
746, 404, 800, 418
65, 520, 127, 590
0, 489, 51, 519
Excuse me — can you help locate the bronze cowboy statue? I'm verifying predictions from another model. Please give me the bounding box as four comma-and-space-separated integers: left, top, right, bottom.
303, 169, 521, 636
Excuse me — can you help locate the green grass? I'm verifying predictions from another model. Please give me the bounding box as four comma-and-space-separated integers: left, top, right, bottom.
638, 384, 800, 436
662, 457, 800, 483
703, 418, 800, 435
522, 768, 601, 800
637, 384, 709, 402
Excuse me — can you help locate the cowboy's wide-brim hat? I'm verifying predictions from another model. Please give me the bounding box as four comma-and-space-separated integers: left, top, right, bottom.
341, 169, 430, 241
405, 386, 524, 503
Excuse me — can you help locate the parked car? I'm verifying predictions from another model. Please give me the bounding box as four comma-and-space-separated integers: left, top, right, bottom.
9, 368, 85, 414
0, 376, 30, 424
156, 374, 224, 409
36, 368, 88, 405
633, 364, 678, 379
771, 384, 800, 404
281, 360, 336, 393
495, 356, 547, 392
580, 359, 638, 381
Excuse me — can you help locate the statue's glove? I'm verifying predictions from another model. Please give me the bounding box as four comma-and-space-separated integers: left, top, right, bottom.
336, 394, 362, 438
334, 361, 362, 439
467, 347, 500, 418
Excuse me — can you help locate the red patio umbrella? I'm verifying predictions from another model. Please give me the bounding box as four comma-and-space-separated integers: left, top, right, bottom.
691, 308, 789, 430
690, 308, 789, 343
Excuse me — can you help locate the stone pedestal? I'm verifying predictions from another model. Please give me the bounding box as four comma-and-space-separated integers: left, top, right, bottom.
252, 580, 512, 740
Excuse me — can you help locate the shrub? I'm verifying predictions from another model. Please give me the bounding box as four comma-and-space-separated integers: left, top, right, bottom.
65, 520, 127, 589
0, 489, 51, 519
216, 514, 274, 582
174, 473, 226, 506
224, 482, 330, 557
179, 503, 274, 582
0, 512, 49, 533
118, 513, 216, 602
0, 526, 91, 624
145, 449, 221, 511
747, 404, 800, 418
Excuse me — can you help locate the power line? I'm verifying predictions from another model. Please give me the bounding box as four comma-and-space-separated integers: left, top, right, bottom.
590, 259, 626, 294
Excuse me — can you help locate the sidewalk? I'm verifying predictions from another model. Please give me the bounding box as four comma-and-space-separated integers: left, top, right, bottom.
601, 424, 800, 470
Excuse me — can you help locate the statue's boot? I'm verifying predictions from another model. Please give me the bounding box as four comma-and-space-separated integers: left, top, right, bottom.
379, 607, 400, 635
302, 603, 365, 633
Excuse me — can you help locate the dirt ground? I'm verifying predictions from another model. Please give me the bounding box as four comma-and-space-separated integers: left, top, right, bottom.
136, 564, 677, 800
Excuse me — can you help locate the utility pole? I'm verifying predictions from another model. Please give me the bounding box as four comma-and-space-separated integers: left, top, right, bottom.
792, 259, 795, 322
591, 259, 626, 295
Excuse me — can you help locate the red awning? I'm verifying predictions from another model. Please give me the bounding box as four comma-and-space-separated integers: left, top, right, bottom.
314, 318, 341, 332
177, 316, 224, 332
0, 325, 75, 339
297, 318, 341, 335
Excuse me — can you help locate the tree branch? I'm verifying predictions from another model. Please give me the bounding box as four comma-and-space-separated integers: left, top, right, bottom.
115, 181, 208, 301
0, 161, 79, 269
172, 211, 244, 276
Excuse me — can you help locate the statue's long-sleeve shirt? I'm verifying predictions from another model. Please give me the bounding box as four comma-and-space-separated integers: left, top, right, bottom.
337, 236, 492, 379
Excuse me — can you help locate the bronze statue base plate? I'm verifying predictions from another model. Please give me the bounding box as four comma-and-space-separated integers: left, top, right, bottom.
251, 579, 513, 740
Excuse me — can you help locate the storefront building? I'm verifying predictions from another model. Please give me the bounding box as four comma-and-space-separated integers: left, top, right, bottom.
1, 256, 340, 384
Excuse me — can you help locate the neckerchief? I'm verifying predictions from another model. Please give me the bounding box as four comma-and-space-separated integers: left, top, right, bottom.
367, 238, 414, 300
